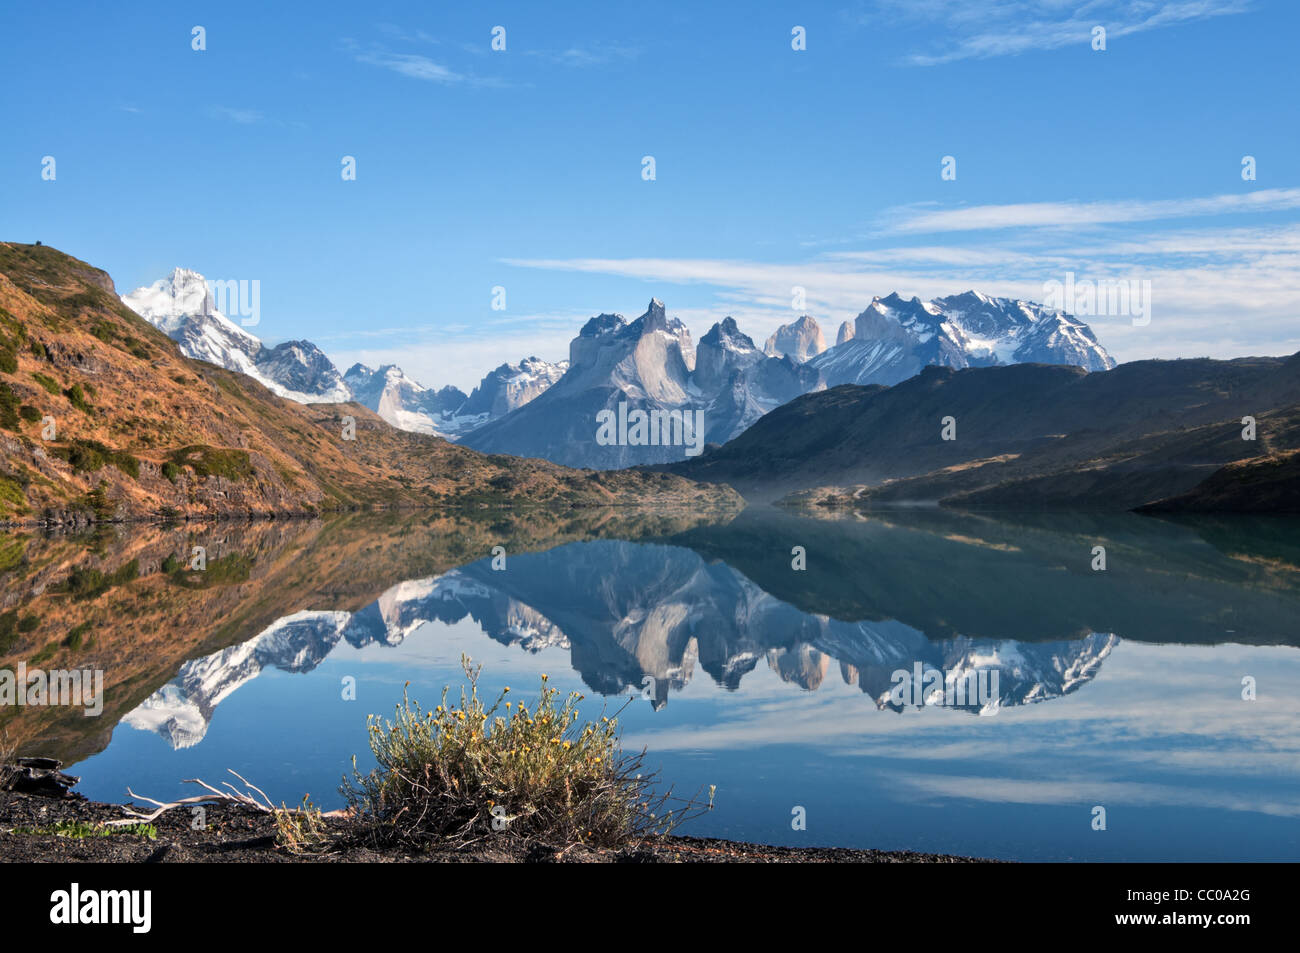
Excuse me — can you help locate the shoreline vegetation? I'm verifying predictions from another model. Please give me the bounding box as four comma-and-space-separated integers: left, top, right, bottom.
0, 665, 990, 864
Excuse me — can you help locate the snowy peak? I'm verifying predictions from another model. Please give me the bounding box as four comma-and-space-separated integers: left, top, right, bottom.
810, 289, 1115, 389
695, 317, 764, 394
344, 362, 472, 437
460, 356, 568, 419
462, 298, 823, 466
700, 316, 757, 352
764, 315, 827, 363
122, 268, 350, 403
123, 268, 571, 438
123, 267, 257, 343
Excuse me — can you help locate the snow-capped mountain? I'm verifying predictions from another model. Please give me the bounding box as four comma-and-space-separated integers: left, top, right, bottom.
121, 268, 351, 403
763, 315, 827, 363
459, 356, 569, 419
808, 290, 1114, 388
122, 268, 567, 438
462, 292, 1111, 468
342, 363, 472, 437
461, 300, 820, 467
122, 538, 1118, 746
343, 358, 568, 437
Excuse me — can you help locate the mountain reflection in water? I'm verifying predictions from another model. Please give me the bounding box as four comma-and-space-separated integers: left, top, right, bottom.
4, 507, 1299, 860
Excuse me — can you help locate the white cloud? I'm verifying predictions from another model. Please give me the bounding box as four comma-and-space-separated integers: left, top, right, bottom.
503, 198, 1300, 362
890, 189, 1300, 233
852, 0, 1254, 66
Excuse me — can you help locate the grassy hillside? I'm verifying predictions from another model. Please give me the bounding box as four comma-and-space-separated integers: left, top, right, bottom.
0, 243, 740, 524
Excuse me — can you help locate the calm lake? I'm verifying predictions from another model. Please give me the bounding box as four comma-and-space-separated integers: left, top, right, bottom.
4, 506, 1299, 861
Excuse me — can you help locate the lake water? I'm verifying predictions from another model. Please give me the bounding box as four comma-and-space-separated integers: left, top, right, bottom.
4, 507, 1299, 861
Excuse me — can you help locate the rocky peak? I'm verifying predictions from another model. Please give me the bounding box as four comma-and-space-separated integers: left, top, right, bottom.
764, 314, 827, 363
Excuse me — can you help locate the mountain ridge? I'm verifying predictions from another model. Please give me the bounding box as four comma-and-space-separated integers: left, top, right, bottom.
462, 292, 1114, 468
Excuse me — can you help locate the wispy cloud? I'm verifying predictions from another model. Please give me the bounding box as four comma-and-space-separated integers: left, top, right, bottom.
525, 44, 642, 67
322, 311, 586, 392
503, 187, 1300, 363
849, 0, 1254, 66
890, 188, 1300, 233
209, 105, 265, 125
345, 37, 508, 88
353, 49, 465, 84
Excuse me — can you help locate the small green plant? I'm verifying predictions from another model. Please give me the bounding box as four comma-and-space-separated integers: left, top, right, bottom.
343, 657, 712, 850
31, 373, 60, 395
0, 383, 18, 430
64, 622, 91, 650
63, 383, 92, 414
52, 439, 138, 480
166, 445, 254, 482
14, 820, 157, 840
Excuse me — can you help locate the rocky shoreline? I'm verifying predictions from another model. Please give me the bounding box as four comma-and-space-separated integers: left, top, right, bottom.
0, 787, 989, 864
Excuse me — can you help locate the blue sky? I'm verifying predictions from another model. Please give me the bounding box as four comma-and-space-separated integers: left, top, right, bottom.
2, 0, 1297, 390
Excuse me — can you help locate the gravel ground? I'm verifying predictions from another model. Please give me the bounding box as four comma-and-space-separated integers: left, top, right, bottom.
0, 790, 991, 864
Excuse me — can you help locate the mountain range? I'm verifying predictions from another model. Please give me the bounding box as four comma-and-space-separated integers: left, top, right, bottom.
120, 269, 1117, 469
120, 268, 566, 438
460, 292, 1113, 467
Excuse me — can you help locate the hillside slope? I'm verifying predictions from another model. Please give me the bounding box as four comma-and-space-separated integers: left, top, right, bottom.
660, 355, 1300, 509
0, 243, 739, 524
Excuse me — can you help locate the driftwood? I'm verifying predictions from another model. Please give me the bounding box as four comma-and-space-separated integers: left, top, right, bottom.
1, 758, 81, 798
109, 769, 347, 826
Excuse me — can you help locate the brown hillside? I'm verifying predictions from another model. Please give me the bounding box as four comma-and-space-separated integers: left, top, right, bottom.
0, 243, 740, 524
